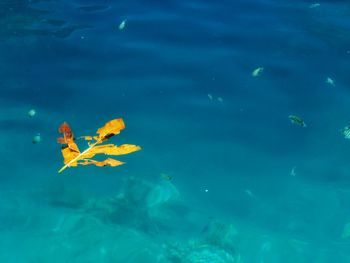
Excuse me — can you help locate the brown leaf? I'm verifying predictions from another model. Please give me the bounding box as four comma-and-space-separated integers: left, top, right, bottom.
57, 122, 74, 144
57, 122, 80, 153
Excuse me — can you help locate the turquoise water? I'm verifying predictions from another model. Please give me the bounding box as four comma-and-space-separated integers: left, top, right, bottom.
1, 0, 350, 262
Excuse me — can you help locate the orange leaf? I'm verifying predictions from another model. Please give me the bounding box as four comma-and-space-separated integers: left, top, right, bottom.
57, 122, 80, 153
57, 122, 74, 144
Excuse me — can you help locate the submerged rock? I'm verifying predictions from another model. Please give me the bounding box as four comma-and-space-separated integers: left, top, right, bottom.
147, 181, 180, 208
163, 242, 239, 263
76, 5, 110, 12
204, 220, 238, 252
185, 246, 236, 263
29, 214, 164, 263
0, 0, 89, 39
46, 181, 85, 209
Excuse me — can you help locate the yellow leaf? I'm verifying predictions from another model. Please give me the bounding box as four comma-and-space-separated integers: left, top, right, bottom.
96, 118, 125, 142
57, 118, 140, 173
82, 144, 141, 159
80, 136, 92, 140
79, 158, 125, 167
68, 141, 80, 153
79, 136, 99, 141
61, 147, 79, 166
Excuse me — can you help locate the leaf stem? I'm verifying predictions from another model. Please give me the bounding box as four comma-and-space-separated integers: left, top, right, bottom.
58, 139, 101, 173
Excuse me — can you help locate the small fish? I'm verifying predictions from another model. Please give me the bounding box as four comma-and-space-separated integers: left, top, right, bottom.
118, 19, 126, 30
207, 94, 213, 100
244, 189, 254, 198
201, 224, 209, 234
160, 173, 172, 181
289, 115, 307, 127
342, 222, 350, 239
326, 77, 335, 86
217, 97, 224, 103
200, 216, 215, 234
341, 126, 350, 139
32, 133, 42, 144
252, 67, 264, 77
290, 166, 296, 177
28, 109, 36, 118
309, 3, 320, 8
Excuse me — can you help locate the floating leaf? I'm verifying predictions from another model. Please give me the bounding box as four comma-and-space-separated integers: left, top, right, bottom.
61, 147, 80, 167
96, 118, 125, 141
57, 122, 80, 153
79, 135, 99, 141
57, 118, 141, 173
57, 122, 74, 143
81, 144, 141, 159
80, 158, 124, 167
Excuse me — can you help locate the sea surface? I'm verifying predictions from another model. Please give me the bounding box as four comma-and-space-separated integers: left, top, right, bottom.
0, 0, 350, 262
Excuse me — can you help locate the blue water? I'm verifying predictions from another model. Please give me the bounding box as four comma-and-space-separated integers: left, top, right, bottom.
1, 0, 350, 262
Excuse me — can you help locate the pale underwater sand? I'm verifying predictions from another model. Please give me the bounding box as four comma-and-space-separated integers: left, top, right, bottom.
1, 0, 350, 262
